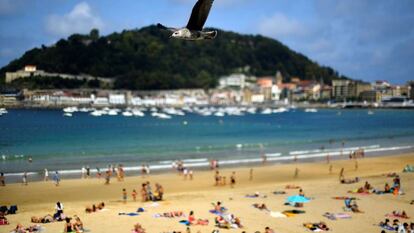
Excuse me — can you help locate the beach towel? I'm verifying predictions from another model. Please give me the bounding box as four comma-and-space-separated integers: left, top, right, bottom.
403, 165, 414, 173
209, 210, 224, 215
323, 212, 351, 220
153, 211, 185, 218
332, 196, 354, 200
303, 223, 329, 232
385, 213, 410, 219
144, 202, 160, 208
118, 212, 139, 216
378, 224, 395, 231
348, 190, 371, 195
270, 211, 287, 218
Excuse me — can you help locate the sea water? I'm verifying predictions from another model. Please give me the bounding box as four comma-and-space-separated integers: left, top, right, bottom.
1, 108, 414, 180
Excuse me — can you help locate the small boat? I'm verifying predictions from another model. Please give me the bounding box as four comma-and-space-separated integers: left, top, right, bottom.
214, 112, 225, 117
304, 108, 318, 113
261, 108, 272, 115
108, 110, 118, 116
273, 107, 288, 113
122, 111, 133, 117
132, 110, 145, 117
90, 111, 102, 117
63, 113, 73, 117
368, 110, 374, 115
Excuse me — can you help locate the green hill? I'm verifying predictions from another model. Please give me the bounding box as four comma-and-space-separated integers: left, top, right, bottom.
0, 25, 346, 90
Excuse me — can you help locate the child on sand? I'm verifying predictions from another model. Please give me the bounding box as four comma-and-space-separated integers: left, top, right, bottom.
230, 172, 236, 188
132, 189, 137, 202
22, 172, 28, 185
105, 170, 110, 185
122, 188, 127, 203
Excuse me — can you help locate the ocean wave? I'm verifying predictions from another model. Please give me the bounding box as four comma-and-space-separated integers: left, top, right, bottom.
3, 145, 413, 177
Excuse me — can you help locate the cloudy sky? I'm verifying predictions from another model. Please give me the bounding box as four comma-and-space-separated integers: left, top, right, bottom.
0, 0, 413, 84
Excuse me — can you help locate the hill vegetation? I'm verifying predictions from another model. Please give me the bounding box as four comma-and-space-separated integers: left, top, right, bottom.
0, 26, 347, 90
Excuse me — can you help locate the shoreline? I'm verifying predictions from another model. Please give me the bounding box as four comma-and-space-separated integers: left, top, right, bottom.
2, 145, 413, 184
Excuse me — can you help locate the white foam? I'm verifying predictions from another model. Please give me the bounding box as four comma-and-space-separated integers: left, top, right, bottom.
3, 145, 413, 177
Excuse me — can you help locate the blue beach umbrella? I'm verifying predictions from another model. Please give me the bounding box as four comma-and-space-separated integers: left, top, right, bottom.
287, 195, 310, 203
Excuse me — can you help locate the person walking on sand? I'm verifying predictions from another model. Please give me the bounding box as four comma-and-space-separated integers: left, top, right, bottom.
329, 164, 333, 174
339, 168, 345, 181
132, 189, 137, 202
214, 170, 220, 186
294, 168, 299, 178
86, 166, 90, 178
53, 171, 60, 186
355, 159, 358, 171
105, 170, 110, 185
44, 168, 49, 181
189, 170, 193, 180
96, 167, 101, 179
0, 172, 5, 186
122, 188, 127, 204
22, 172, 28, 185
81, 166, 86, 179
230, 172, 236, 188
249, 168, 253, 181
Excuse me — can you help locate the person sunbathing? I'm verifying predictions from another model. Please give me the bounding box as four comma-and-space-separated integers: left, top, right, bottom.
188, 211, 209, 226
379, 218, 390, 227
12, 223, 42, 233
73, 215, 84, 233
253, 203, 269, 211
31, 214, 54, 223
350, 200, 363, 213
392, 210, 408, 218
265, 227, 275, 233
132, 223, 146, 233
340, 177, 359, 184
85, 202, 105, 213
364, 181, 372, 190
384, 183, 391, 193
212, 202, 227, 213
303, 222, 329, 231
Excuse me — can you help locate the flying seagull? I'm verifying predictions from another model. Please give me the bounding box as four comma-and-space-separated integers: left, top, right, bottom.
157, 0, 217, 40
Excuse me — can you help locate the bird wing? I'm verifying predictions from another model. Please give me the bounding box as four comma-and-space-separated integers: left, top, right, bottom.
157, 23, 177, 32
186, 0, 214, 31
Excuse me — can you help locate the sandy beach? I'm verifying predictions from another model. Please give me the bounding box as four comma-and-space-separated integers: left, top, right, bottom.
1, 153, 413, 233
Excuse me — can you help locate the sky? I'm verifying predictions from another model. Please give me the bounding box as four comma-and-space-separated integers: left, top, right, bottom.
0, 0, 413, 84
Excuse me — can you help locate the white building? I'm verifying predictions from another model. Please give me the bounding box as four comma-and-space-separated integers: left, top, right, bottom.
271, 85, 282, 101
109, 94, 126, 105
219, 74, 247, 89
251, 94, 265, 103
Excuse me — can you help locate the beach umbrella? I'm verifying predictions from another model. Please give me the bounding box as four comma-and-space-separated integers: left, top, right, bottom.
287, 195, 310, 203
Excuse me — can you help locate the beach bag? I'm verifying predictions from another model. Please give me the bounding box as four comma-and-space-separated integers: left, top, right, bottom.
8, 205, 17, 214
0, 218, 9, 225
0, 206, 7, 214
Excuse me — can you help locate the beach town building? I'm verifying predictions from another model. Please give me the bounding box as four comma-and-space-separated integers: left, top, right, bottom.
5, 65, 114, 87
108, 94, 126, 105
360, 90, 382, 103
0, 89, 21, 105
219, 74, 247, 89
410, 82, 414, 100
332, 80, 372, 101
